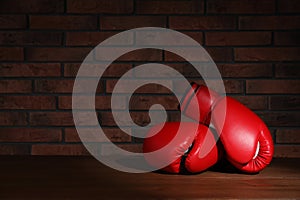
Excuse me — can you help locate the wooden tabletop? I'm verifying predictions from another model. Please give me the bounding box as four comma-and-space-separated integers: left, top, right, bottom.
0, 156, 299, 199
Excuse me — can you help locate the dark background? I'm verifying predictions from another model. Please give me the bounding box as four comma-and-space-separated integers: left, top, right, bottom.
0, 0, 299, 157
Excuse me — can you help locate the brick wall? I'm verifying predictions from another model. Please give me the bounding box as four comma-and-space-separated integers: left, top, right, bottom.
0, 0, 299, 157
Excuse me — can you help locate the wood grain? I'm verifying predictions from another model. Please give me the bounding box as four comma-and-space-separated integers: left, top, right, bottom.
0, 157, 299, 199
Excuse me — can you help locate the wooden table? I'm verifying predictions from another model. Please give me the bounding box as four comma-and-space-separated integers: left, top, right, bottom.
1, 156, 299, 199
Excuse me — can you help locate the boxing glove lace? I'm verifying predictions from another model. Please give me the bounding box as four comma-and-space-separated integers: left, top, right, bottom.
180, 83, 274, 173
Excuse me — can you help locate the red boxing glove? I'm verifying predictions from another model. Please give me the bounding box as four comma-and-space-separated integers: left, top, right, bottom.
180, 83, 274, 173
143, 122, 222, 174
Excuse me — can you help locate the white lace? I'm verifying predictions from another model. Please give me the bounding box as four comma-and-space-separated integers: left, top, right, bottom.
253, 142, 260, 159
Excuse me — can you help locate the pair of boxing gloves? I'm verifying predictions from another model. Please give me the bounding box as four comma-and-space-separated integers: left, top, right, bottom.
143, 83, 274, 174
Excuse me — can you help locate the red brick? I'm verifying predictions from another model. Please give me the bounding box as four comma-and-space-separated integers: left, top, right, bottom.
164, 48, 232, 62
0, 144, 30, 155
106, 79, 172, 94
246, 80, 300, 94
182, 32, 204, 45
169, 111, 181, 122
30, 112, 74, 126
99, 111, 168, 127
239, 16, 300, 30
64, 127, 131, 142
232, 96, 268, 110
220, 80, 244, 94
0, 112, 27, 126
274, 32, 300, 46
31, 111, 99, 126
35, 80, 74, 93
0, 31, 62, 45
278, 0, 300, 13
0, 47, 23, 61
205, 32, 271, 46
35, 79, 104, 93
274, 145, 300, 158
129, 95, 179, 110
118, 49, 162, 62
100, 16, 166, 30
101, 143, 142, 156
59, 95, 126, 110
30, 16, 97, 30
276, 129, 300, 144
0, 96, 56, 110
207, 48, 233, 62
0, 0, 64, 13
169, 16, 236, 30
235, 48, 300, 61
31, 144, 91, 156
219, 63, 273, 78
66, 32, 125, 46
58, 96, 73, 109
64, 63, 132, 77
207, 0, 275, 14
136, 30, 203, 48
139, 62, 198, 78
95, 48, 162, 62
0, 80, 32, 93
158, 63, 265, 79
0, 128, 62, 142
131, 128, 149, 142
26, 47, 91, 62
257, 111, 300, 127
270, 96, 300, 110
173, 79, 244, 95
139, 63, 269, 79
0, 63, 61, 77
0, 15, 27, 29
67, 0, 133, 14
275, 64, 300, 78
135, 30, 203, 46
136, 0, 203, 14
64, 63, 81, 77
